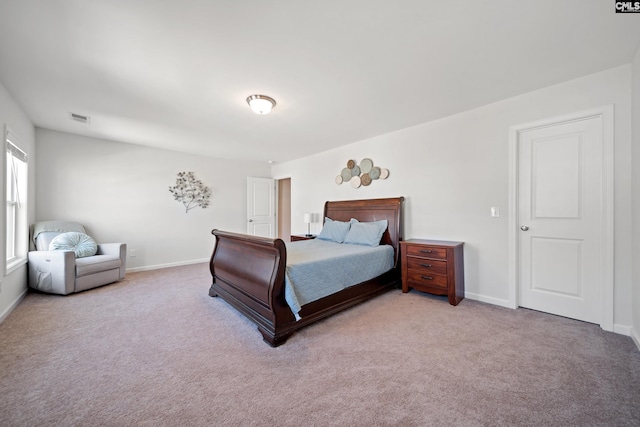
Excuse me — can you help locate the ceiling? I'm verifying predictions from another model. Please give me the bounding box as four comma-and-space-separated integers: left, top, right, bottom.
0, 1, 639, 163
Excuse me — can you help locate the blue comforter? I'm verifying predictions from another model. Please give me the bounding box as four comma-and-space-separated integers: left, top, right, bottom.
284, 239, 394, 320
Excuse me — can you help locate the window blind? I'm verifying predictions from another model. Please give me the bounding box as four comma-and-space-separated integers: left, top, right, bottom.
6, 133, 27, 208
6, 131, 28, 162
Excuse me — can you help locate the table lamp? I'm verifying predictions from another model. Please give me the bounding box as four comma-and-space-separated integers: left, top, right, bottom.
304, 213, 313, 237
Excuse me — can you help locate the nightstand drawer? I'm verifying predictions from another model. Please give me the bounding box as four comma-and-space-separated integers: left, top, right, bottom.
406, 257, 447, 275
405, 245, 447, 260
406, 269, 448, 289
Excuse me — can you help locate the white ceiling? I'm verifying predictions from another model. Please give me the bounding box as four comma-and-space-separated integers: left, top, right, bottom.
0, 1, 639, 163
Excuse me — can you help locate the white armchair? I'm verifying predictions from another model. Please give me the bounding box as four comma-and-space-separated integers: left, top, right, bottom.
28, 221, 126, 295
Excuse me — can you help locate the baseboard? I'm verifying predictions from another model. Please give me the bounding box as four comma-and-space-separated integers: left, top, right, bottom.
613, 323, 632, 336
631, 328, 640, 352
126, 258, 209, 273
463, 292, 512, 309
466, 293, 636, 340
0, 288, 28, 324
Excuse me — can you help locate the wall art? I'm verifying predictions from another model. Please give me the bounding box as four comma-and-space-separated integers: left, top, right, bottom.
335, 158, 389, 188
168, 171, 212, 213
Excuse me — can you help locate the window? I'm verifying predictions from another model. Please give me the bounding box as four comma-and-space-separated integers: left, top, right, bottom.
5, 130, 28, 272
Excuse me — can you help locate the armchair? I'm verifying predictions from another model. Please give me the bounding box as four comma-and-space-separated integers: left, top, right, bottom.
28, 221, 126, 295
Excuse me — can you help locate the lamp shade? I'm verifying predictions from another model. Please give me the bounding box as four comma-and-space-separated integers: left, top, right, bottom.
303, 213, 312, 224
246, 95, 276, 115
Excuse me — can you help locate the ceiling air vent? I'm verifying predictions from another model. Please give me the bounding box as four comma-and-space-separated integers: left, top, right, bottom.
69, 112, 90, 124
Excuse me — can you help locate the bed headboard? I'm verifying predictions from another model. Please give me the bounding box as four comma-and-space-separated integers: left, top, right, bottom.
323, 197, 404, 266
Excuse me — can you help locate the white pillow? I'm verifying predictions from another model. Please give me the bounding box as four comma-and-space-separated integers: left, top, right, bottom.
49, 232, 98, 258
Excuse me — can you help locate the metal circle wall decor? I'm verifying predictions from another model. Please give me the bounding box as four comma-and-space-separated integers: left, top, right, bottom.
369, 166, 381, 180
340, 168, 352, 182
335, 158, 389, 188
360, 158, 373, 173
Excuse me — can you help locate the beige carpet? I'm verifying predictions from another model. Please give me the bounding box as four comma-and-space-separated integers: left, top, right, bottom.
0, 264, 638, 426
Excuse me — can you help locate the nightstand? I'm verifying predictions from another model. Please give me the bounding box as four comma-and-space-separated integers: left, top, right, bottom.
400, 239, 465, 306
290, 234, 316, 242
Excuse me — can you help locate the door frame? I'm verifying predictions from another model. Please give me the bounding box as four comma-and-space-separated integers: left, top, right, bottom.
507, 105, 614, 331
275, 177, 292, 240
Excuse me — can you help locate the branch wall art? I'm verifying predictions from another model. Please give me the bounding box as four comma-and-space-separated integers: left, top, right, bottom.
169, 171, 212, 213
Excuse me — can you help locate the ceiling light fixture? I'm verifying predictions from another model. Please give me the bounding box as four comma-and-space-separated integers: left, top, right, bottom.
246, 94, 276, 115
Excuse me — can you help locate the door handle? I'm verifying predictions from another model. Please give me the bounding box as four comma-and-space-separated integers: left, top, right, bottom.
520, 225, 529, 231
248, 219, 254, 222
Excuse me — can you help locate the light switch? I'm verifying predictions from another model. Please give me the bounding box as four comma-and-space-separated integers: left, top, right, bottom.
490, 207, 500, 217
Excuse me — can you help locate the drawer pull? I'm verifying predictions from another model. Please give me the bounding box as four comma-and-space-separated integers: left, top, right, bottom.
420, 263, 432, 268
421, 275, 433, 280
420, 249, 433, 254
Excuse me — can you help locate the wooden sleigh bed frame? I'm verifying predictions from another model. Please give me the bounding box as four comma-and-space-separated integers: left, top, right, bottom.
209, 197, 404, 346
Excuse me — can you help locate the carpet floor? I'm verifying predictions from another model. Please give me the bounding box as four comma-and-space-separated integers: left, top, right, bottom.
0, 264, 638, 426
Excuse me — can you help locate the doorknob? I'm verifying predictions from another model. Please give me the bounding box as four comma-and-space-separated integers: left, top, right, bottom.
248, 219, 254, 222
520, 225, 529, 231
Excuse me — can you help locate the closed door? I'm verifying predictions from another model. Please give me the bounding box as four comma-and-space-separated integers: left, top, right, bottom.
247, 177, 275, 237
518, 116, 602, 324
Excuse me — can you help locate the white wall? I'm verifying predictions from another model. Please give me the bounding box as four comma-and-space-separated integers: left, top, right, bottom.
36, 129, 271, 271
632, 47, 640, 348
0, 81, 35, 321
273, 65, 634, 332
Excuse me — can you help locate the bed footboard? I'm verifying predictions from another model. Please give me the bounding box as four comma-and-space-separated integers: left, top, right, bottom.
209, 230, 295, 346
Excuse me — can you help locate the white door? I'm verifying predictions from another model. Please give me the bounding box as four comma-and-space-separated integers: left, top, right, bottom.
518, 116, 603, 324
247, 177, 275, 237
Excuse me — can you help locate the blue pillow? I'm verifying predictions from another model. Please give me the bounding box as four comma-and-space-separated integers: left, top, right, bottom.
343, 219, 388, 246
49, 232, 98, 258
316, 217, 351, 243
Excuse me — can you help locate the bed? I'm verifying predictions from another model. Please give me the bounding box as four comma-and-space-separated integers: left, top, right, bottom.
209, 197, 404, 346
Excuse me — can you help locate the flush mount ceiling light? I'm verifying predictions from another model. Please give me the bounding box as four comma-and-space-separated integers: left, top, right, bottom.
246, 94, 276, 115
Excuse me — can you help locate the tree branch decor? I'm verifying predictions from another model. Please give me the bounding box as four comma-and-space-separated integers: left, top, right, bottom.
168, 171, 212, 213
